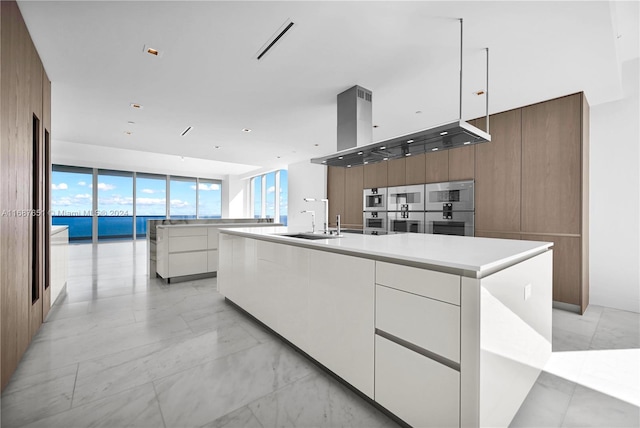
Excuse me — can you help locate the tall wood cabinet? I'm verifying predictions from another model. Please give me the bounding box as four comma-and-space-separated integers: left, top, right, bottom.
327, 92, 589, 313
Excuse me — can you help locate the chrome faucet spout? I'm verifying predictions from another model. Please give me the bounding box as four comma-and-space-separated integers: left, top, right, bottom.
304, 198, 329, 234
300, 210, 316, 234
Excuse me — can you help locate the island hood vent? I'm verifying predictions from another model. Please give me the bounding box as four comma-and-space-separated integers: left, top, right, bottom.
311, 19, 491, 168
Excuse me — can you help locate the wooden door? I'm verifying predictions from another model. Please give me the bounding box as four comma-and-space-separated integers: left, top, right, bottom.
327, 166, 345, 228
344, 166, 364, 228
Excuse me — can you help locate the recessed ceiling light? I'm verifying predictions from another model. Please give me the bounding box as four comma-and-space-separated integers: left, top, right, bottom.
463, 141, 471, 145
432, 148, 439, 151
407, 139, 414, 144
383, 157, 389, 161
181, 126, 193, 137
127, 121, 135, 125
124, 131, 133, 135
214, 145, 221, 149
357, 151, 363, 155
405, 153, 411, 156
373, 125, 379, 128
338, 156, 344, 160
314, 143, 319, 147
143, 45, 163, 57
440, 131, 448, 136
364, 161, 369, 165
415, 111, 422, 114
321, 160, 327, 164
380, 146, 386, 150
242, 128, 252, 133
130, 103, 143, 109
347, 165, 352, 168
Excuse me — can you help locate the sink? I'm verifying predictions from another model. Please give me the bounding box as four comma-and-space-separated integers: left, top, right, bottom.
280, 233, 339, 240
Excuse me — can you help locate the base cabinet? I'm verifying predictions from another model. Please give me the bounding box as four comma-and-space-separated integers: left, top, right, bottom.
375, 335, 460, 428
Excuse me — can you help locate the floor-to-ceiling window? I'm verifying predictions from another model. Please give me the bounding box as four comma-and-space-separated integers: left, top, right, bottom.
198, 179, 222, 219
51, 165, 93, 241
169, 176, 197, 219
97, 169, 134, 241
52, 165, 222, 240
251, 170, 287, 225
135, 173, 166, 238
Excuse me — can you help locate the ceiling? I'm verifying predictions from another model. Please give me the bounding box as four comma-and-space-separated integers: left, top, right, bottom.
17, 1, 639, 176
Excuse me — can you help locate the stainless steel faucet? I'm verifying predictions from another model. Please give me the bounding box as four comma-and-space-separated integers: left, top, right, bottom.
336, 214, 341, 236
300, 210, 315, 233
303, 198, 329, 234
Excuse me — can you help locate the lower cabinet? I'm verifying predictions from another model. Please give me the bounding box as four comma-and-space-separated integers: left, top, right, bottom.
375, 335, 460, 428
156, 226, 221, 280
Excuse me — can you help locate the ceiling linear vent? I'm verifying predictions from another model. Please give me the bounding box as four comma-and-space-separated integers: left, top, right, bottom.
181, 126, 193, 137
311, 19, 491, 168
256, 19, 295, 61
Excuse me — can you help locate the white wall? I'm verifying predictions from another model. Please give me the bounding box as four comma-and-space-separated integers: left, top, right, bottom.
590, 58, 640, 313
287, 160, 327, 231
222, 174, 246, 218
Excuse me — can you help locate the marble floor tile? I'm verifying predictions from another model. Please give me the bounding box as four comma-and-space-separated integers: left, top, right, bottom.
590, 308, 640, 350
248, 372, 400, 428
154, 340, 315, 428
180, 302, 245, 334
200, 405, 264, 428
562, 384, 640, 427
72, 324, 260, 407
20, 383, 165, 428
0, 365, 78, 428
510, 371, 576, 428
37, 307, 137, 341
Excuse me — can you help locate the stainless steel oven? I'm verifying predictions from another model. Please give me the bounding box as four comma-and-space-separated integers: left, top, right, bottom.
363, 188, 387, 212
364, 211, 387, 235
388, 212, 424, 234
387, 185, 425, 212
425, 211, 474, 236
425, 180, 474, 212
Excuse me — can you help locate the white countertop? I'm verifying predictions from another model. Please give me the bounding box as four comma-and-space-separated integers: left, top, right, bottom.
219, 226, 553, 278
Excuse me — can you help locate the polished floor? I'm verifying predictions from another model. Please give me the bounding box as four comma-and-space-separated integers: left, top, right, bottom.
1, 241, 639, 428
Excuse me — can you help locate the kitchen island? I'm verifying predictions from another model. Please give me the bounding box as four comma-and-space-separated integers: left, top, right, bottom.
217, 226, 553, 428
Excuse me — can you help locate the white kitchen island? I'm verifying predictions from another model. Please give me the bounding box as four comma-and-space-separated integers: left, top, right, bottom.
217, 226, 553, 428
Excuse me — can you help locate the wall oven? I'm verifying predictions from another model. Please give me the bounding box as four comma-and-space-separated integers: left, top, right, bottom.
424, 180, 474, 237
364, 211, 387, 235
388, 212, 424, 234
425, 211, 474, 236
363, 187, 387, 212
387, 185, 425, 212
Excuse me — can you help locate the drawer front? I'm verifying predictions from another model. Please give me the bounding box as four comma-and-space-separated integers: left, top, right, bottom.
169, 235, 208, 253
207, 249, 219, 272
168, 227, 207, 237
376, 284, 460, 363
168, 251, 208, 277
376, 261, 460, 305
375, 335, 460, 428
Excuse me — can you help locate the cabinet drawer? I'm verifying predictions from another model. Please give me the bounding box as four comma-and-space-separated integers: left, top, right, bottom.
169, 251, 208, 277
375, 335, 460, 428
207, 228, 219, 249
376, 261, 460, 305
376, 284, 460, 363
168, 227, 207, 237
169, 235, 208, 253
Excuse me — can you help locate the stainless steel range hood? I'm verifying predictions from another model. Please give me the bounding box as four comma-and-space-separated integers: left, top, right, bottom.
312, 19, 491, 168
311, 120, 490, 167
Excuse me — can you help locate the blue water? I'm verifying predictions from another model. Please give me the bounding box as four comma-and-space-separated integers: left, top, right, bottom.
54, 214, 279, 240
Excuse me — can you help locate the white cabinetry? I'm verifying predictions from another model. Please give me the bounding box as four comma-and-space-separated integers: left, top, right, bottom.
156, 226, 220, 280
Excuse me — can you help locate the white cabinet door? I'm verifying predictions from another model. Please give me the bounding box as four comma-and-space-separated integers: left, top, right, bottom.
168, 251, 208, 277
169, 235, 207, 253
375, 335, 460, 428
207, 249, 219, 272
308, 251, 375, 398
376, 261, 460, 305
207, 227, 219, 249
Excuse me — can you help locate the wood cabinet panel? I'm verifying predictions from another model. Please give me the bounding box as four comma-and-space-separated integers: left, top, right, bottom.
42, 71, 52, 321
387, 158, 406, 186
521, 94, 581, 234
405, 153, 426, 185
580, 93, 590, 314
475, 109, 522, 233
327, 166, 345, 228
344, 165, 364, 227
474, 231, 521, 240
424, 150, 449, 183
524, 235, 581, 305
448, 145, 475, 181
363, 161, 387, 189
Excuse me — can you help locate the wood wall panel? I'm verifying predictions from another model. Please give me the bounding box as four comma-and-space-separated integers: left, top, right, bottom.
327, 166, 345, 228
344, 166, 364, 228
405, 153, 426, 185
424, 150, 449, 183
521, 94, 581, 234
525, 235, 582, 304
448, 145, 475, 181
580, 93, 590, 313
1, 0, 49, 390
475, 109, 522, 233
363, 161, 387, 189
386, 158, 405, 186
42, 71, 52, 320
475, 231, 521, 241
